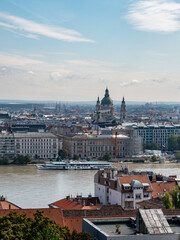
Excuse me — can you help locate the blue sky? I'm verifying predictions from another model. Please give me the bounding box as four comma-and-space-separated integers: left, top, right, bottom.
0, 0, 180, 102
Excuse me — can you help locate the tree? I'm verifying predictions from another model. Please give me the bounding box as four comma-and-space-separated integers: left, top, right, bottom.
161, 192, 173, 209
12, 155, 32, 165
144, 142, 160, 150
0, 211, 71, 240
58, 149, 69, 160
168, 135, 178, 151
170, 187, 180, 209
71, 230, 93, 240
177, 137, 180, 150
0, 156, 9, 165
151, 155, 157, 162
0, 211, 93, 240
73, 155, 79, 160
102, 153, 111, 161
175, 152, 180, 160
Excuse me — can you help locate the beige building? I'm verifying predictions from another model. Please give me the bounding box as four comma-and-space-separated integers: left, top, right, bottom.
14, 133, 59, 159
63, 132, 142, 159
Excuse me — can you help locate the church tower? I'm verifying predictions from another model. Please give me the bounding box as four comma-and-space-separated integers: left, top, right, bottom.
94, 88, 116, 127
120, 97, 127, 122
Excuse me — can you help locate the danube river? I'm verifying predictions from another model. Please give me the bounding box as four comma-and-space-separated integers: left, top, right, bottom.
0, 163, 180, 208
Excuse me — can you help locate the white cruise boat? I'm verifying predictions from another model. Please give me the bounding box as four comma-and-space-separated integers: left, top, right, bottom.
36, 160, 111, 170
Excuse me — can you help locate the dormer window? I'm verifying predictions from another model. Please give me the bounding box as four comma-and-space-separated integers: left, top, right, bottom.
142, 183, 149, 190
122, 183, 131, 190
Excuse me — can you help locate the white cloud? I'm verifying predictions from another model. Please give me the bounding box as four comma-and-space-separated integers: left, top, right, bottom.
126, 0, 180, 32
20, 33, 39, 40
66, 59, 122, 68
132, 79, 140, 83
0, 52, 179, 101
120, 79, 141, 87
0, 52, 42, 66
27, 71, 35, 75
0, 12, 94, 42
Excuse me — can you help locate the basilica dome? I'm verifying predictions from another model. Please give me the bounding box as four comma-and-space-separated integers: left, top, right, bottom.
101, 88, 113, 105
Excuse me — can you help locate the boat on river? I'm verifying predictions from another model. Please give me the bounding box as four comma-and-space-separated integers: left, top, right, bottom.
36, 160, 112, 170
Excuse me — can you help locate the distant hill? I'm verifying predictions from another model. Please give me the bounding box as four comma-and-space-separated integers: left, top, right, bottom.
0, 99, 179, 106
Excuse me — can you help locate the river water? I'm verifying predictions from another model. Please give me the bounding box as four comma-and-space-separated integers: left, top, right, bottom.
0, 163, 180, 208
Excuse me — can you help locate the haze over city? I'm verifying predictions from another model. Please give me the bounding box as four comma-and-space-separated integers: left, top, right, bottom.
0, 0, 180, 102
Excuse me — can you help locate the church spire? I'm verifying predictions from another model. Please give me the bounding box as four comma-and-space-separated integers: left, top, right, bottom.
105, 87, 109, 98
97, 96, 100, 103
120, 97, 127, 122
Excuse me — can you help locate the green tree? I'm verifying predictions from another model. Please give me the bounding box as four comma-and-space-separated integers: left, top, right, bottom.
144, 142, 160, 150
175, 152, 180, 160
151, 155, 157, 162
12, 155, 32, 165
0, 156, 9, 165
170, 187, 180, 209
73, 155, 79, 160
0, 210, 71, 240
58, 149, 69, 160
71, 230, 93, 240
168, 134, 178, 151
177, 136, 180, 150
102, 153, 111, 161
161, 192, 173, 209
31, 211, 71, 240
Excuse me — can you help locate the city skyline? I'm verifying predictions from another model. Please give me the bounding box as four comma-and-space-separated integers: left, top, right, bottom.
0, 0, 180, 102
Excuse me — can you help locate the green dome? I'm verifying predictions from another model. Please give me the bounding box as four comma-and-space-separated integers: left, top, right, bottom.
101, 88, 113, 105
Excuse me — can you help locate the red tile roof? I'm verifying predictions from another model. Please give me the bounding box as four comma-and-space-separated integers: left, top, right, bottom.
151, 181, 177, 198
49, 198, 102, 210
118, 175, 152, 191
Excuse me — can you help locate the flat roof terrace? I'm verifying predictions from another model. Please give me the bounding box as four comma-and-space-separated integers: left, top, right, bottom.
95, 219, 136, 236
83, 217, 180, 240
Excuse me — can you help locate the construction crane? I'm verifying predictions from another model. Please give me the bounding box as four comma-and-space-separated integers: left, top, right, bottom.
111, 127, 118, 158
28, 113, 31, 124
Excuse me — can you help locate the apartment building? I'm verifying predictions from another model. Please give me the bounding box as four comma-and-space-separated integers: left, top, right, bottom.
14, 133, 58, 159
94, 169, 152, 209
0, 132, 15, 158
128, 124, 180, 149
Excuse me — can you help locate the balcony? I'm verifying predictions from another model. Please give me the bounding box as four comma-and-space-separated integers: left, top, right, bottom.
125, 196, 134, 201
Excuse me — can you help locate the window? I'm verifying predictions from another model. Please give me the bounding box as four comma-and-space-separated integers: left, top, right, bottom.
135, 194, 141, 199
144, 193, 149, 198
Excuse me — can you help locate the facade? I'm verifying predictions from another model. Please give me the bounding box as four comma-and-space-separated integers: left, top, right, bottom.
94, 169, 152, 209
14, 133, 58, 159
120, 97, 127, 122
127, 123, 180, 149
0, 132, 15, 157
63, 132, 142, 159
94, 88, 116, 127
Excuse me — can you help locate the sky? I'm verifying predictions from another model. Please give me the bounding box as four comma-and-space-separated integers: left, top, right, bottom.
0, 0, 180, 102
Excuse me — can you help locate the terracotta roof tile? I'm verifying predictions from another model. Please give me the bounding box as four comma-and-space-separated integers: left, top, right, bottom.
151, 181, 177, 198
119, 175, 152, 191
49, 198, 102, 210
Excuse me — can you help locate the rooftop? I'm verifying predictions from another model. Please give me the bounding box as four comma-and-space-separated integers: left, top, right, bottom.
139, 209, 173, 234
151, 181, 177, 198
14, 132, 57, 138
119, 175, 152, 191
